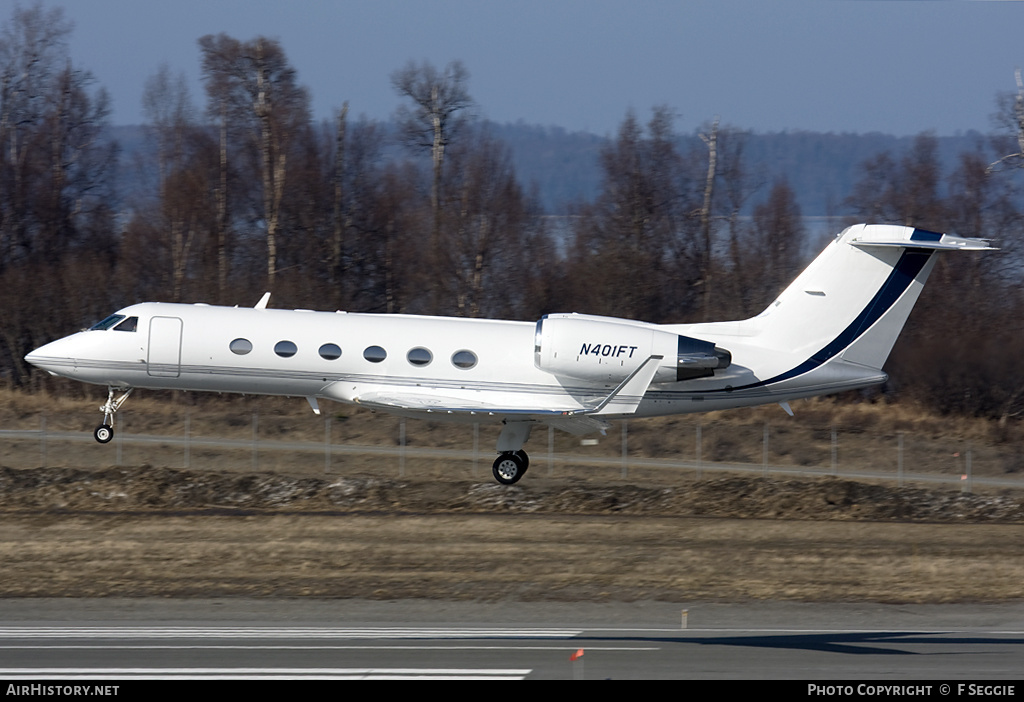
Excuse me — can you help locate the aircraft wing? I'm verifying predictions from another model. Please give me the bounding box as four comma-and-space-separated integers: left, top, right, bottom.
324, 355, 663, 430
349, 391, 612, 434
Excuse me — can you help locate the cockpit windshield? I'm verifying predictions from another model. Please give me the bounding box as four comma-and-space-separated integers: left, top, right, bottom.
90, 314, 125, 331
89, 314, 138, 332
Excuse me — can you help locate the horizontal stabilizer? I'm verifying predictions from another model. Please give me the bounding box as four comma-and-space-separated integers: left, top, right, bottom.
848, 226, 995, 251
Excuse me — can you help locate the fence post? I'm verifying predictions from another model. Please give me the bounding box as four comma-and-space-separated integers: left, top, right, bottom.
762, 422, 769, 477
252, 411, 259, 472
548, 425, 554, 476
831, 423, 837, 475
696, 422, 702, 480
621, 420, 628, 478
473, 423, 479, 476
324, 414, 331, 474
399, 418, 406, 477
40, 414, 47, 468
184, 411, 191, 469
963, 445, 972, 494
897, 431, 904, 487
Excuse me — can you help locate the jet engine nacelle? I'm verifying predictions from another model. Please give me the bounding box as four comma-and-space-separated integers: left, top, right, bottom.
533, 313, 731, 384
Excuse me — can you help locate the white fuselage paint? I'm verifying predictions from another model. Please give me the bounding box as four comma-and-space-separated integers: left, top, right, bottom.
26, 302, 876, 425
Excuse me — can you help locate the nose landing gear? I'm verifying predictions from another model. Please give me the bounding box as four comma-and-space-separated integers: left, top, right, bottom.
95, 387, 133, 444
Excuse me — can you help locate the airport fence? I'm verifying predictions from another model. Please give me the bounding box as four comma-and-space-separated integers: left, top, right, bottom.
1, 408, 1022, 493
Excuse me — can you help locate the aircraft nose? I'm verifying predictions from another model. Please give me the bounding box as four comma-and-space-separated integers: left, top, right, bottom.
24, 338, 74, 376
25, 343, 49, 367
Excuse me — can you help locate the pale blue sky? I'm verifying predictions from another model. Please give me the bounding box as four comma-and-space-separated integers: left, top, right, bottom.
5, 0, 1024, 136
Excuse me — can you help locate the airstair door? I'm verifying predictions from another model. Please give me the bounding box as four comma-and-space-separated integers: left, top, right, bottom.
147, 316, 182, 378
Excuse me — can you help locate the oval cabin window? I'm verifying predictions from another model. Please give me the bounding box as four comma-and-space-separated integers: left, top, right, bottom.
318, 343, 342, 360
274, 340, 298, 358
363, 345, 387, 363
451, 350, 477, 369
407, 347, 432, 367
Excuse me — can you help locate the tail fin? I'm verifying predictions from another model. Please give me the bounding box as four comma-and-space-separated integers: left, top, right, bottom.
752, 224, 993, 372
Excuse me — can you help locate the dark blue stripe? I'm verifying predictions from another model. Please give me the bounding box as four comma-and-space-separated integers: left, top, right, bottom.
700, 249, 932, 393
911, 228, 943, 242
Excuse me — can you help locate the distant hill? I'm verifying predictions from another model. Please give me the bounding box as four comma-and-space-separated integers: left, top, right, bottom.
108, 124, 999, 217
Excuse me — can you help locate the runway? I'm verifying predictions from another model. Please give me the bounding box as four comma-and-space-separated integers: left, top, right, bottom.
0, 600, 1021, 680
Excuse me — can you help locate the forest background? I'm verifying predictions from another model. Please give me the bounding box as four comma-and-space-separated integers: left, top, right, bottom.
2, 3, 1023, 425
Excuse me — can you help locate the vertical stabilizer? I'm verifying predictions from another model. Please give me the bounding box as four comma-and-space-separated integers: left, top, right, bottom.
751, 224, 992, 372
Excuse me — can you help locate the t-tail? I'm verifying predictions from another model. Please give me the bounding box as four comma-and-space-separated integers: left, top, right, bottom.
682, 224, 995, 401
760, 224, 991, 369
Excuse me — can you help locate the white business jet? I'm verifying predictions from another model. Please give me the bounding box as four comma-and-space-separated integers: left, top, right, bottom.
26, 224, 991, 484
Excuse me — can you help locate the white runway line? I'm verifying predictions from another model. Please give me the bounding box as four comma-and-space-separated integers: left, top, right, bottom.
0, 668, 532, 680
0, 626, 581, 639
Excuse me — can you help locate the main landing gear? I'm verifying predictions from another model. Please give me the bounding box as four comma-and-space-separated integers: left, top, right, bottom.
492, 450, 530, 485
94, 386, 133, 444
491, 421, 533, 485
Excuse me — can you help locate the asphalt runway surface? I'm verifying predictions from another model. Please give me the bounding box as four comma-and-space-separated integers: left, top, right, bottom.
0, 599, 1021, 680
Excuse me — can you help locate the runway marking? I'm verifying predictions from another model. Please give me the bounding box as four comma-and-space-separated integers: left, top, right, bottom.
0, 650, 659, 654
0, 667, 532, 680
3, 626, 1020, 639
0, 627, 581, 639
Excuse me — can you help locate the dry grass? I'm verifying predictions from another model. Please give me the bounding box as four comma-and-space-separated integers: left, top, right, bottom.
2, 389, 1023, 482
0, 512, 1021, 602
2, 389, 1024, 603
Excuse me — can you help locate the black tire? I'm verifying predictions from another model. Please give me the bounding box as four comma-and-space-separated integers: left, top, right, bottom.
492, 452, 526, 485
514, 449, 530, 473
94, 424, 114, 444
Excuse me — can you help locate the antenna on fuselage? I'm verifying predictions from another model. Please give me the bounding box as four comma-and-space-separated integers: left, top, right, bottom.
254, 292, 271, 310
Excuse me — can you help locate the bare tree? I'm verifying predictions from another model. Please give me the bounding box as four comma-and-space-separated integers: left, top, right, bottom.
568, 107, 695, 321
444, 127, 539, 318
0, 3, 119, 389
749, 179, 804, 308
846, 133, 945, 230
141, 64, 205, 301
0, 2, 115, 269
988, 68, 1024, 174
199, 34, 311, 291
0, 2, 73, 267
697, 118, 718, 320
391, 59, 473, 311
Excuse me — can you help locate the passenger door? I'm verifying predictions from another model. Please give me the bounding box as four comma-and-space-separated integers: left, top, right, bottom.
147, 316, 182, 377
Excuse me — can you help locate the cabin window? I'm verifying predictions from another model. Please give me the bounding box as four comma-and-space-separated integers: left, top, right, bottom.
89, 314, 125, 331
318, 343, 342, 360
451, 350, 478, 369
407, 347, 432, 367
274, 340, 298, 358
230, 338, 253, 355
363, 345, 387, 363
113, 316, 138, 332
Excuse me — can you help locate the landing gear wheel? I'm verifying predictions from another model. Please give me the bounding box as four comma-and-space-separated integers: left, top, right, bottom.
492, 451, 527, 485
94, 424, 114, 444
514, 450, 530, 472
